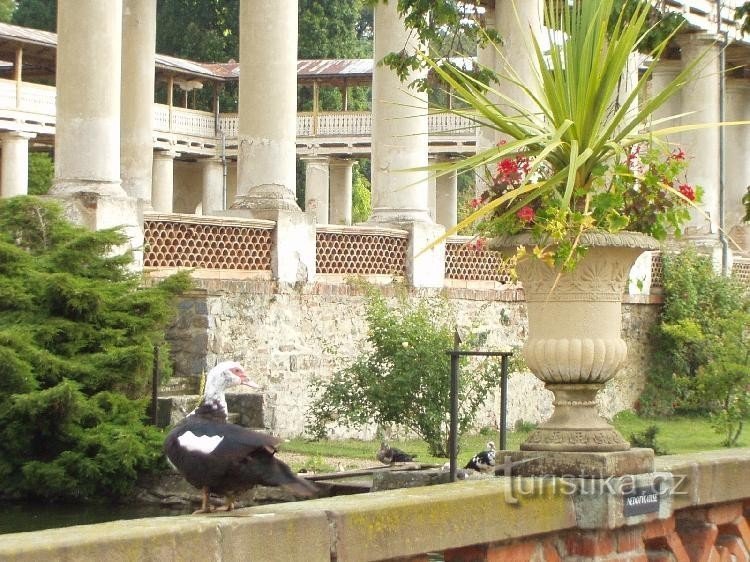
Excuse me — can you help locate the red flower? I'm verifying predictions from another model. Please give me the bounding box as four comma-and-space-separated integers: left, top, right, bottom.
670, 148, 686, 161
475, 237, 487, 251
516, 206, 535, 222
678, 183, 696, 201
469, 197, 481, 209
498, 158, 518, 177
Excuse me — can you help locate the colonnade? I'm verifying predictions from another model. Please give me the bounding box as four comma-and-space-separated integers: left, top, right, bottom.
0, 0, 748, 282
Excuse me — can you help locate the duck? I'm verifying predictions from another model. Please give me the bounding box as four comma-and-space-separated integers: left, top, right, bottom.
376, 441, 417, 464
464, 441, 496, 472
164, 361, 317, 513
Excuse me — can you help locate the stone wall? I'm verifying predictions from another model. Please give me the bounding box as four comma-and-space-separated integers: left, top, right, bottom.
160, 276, 661, 439
2, 449, 749, 561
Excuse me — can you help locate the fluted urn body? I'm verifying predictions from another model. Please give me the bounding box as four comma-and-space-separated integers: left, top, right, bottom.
492, 231, 659, 452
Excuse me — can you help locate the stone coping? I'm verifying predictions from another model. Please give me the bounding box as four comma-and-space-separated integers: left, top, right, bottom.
144, 212, 275, 229
3, 449, 750, 561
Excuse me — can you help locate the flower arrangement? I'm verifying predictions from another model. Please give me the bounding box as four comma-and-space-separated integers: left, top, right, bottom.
422, 0, 724, 269
467, 141, 702, 268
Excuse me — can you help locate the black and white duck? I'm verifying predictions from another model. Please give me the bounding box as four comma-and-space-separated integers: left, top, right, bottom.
464, 441, 496, 472
164, 361, 317, 513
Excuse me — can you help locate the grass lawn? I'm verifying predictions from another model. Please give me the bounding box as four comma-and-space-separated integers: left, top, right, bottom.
281, 413, 750, 471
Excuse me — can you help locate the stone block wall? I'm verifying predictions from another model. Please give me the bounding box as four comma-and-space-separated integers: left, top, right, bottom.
160, 277, 660, 439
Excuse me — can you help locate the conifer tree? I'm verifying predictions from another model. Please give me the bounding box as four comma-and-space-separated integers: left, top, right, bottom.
0, 196, 191, 501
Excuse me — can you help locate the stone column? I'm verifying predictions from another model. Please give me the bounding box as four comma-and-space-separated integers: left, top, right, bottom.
52, 0, 141, 262
233, 0, 300, 216
0, 132, 34, 198
329, 158, 354, 225
436, 167, 458, 229
476, 6, 497, 152
494, 0, 543, 119
427, 161, 437, 221
121, 0, 156, 207
152, 150, 177, 213
231, 0, 314, 285
368, 0, 430, 225
649, 58, 683, 145
303, 156, 329, 224
679, 35, 721, 235
201, 157, 225, 215
725, 78, 750, 230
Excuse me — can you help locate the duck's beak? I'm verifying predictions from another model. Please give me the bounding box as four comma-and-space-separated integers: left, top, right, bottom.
239, 373, 261, 389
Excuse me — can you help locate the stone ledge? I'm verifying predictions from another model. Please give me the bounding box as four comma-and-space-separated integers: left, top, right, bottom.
655, 448, 750, 511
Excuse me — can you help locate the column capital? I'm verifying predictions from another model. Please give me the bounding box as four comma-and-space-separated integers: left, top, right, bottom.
329, 157, 354, 170
153, 149, 180, 160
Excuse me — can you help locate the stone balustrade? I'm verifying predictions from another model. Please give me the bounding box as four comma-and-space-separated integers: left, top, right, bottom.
0, 448, 748, 561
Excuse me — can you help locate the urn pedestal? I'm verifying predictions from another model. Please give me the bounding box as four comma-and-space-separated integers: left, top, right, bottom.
491, 232, 660, 476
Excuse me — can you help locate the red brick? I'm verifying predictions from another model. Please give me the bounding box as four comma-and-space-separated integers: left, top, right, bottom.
719, 516, 750, 547
541, 541, 562, 562
618, 526, 645, 553
624, 555, 648, 562
486, 541, 538, 562
444, 544, 488, 562
564, 530, 614, 557
644, 517, 677, 540
644, 532, 691, 562
707, 503, 743, 525
716, 535, 749, 562
677, 519, 719, 562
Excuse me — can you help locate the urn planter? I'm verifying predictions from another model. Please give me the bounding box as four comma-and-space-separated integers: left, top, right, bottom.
492, 231, 660, 453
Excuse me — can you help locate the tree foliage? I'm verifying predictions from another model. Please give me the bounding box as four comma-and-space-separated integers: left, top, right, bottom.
737, 2, 750, 35
306, 287, 501, 456
11, 0, 55, 30
637, 248, 750, 448
0, 196, 191, 501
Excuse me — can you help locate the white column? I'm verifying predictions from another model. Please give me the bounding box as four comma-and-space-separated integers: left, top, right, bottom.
152, 150, 177, 212
649, 58, 683, 145
0, 132, 35, 198
679, 35, 721, 234
436, 167, 458, 229
303, 156, 329, 224
475, 7, 497, 196
233, 0, 300, 216
725, 78, 750, 230
329, 158, 354, 225
201, 157, 224, 215
494, 0, 543, 118
53, 0, 124, 200
121, 0, 156, 207
368, 0, 430, 224
427, 158, 437, 220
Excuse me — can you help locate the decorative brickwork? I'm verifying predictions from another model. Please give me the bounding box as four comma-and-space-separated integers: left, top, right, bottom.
143, 216, 273, 270
445, 237, 512, 283
733, 258, 750, 285
651, 252, 664, 290
316, 229, 407, 276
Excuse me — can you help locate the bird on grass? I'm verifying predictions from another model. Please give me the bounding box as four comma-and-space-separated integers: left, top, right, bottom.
377, 441, 417, 465
164, 361, 317, 514
464, 441, 496, 472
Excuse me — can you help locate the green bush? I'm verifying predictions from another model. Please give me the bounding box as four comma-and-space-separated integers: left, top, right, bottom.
305, 286, 502, 456
0, 196, 191, 501
638, 248, 750, 446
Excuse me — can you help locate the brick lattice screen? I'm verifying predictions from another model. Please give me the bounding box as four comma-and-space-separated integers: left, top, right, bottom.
316, 230, 407, 276
143, 219, 273, 270
445, 238, 512, 283
733, 258, 750, 285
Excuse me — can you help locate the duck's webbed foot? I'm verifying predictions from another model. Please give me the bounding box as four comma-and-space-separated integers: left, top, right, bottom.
192, 487, 215, 514
215, 495, 235, 512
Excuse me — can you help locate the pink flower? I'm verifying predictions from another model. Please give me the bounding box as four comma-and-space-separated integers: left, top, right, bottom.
516, 206, 535, 222
678, 183, 696, 201
469, 197, 481, 209
475, 237, 487, 251
670, 148, 686, 161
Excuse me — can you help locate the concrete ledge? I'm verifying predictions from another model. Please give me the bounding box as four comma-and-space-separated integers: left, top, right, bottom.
655, 447, 750, 510
2, 449, 750, 561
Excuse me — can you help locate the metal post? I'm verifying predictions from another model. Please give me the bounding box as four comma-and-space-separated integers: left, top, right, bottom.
151, 346, 160, 425
500, 354, 509, 450
449, 331, 460, 483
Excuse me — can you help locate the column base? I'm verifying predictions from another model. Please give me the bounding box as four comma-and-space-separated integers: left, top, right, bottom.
495, 448, 655, 478
364, 207, 434, 227
232, 183, 301, 220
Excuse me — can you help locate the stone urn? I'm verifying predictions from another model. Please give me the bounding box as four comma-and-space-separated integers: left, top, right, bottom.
491, 231, 660, 453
